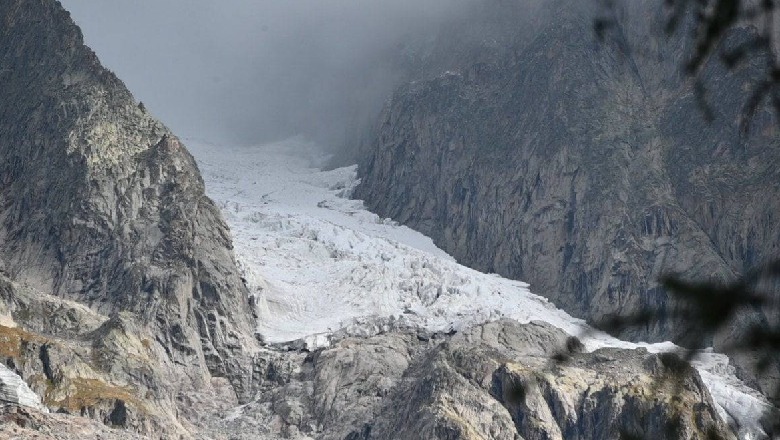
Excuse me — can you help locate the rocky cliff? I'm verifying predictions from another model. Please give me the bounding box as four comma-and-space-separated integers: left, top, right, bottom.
356, 0, 780, 349
0, 0, 258, 436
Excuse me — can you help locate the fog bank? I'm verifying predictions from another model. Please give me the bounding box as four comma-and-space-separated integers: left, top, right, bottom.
60, 0, 475, 149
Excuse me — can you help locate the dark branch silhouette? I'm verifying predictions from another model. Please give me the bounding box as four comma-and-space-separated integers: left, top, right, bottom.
595, 0, 780, 132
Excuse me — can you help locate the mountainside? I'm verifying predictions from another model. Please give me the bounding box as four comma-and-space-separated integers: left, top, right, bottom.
0, 0, 770, 438
0, 0, 258, 435
355, 0, 780, 385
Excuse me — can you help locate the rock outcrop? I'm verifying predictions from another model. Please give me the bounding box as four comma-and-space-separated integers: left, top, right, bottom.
203, 320, 733, 439
356, 0, 780, 347
0, 403, 147, 440
0, 0, 258, 435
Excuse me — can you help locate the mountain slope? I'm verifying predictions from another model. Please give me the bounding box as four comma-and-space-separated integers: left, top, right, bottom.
0, 0, 258, 435
355, 0, 780, 363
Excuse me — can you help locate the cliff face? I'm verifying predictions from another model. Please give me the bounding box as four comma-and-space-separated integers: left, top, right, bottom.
0, 0, 257, 435
356, 0, 780, 345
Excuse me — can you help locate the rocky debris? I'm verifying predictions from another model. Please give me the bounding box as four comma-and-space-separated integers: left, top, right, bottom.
0, 404, 147, 440
355, 0, 780, 395
203, 320, 733, 440
0, 365, 45, 411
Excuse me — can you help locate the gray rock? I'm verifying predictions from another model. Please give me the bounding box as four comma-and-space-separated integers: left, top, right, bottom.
0, 1, 752, 438
0, 403, 148, 440
205, 320, 733, 440
0, 0, 258, 436
355, 0, 780, 395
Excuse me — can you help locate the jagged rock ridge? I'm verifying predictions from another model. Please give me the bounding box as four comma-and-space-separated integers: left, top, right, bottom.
0, 0, 258, 435
203, 320, 733, 440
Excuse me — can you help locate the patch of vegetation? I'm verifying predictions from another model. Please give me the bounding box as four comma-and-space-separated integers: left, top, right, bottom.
0, 324, 46, 361
48, 378, 145, 415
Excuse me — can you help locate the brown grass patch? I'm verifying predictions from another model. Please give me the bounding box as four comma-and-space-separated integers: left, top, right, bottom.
0, 324, 46, 360
51, 378, 144, 413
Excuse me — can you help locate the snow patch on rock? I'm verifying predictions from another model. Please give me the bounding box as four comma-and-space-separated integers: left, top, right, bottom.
0, 364, 46, 411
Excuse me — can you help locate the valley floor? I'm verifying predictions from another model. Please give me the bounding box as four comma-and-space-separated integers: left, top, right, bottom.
187, 138, 770, 439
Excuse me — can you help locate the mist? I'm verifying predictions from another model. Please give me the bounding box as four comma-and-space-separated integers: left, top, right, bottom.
59, 0, 476, 151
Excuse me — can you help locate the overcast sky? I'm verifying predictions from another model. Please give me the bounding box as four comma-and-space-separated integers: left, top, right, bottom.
59, 0, 473, 148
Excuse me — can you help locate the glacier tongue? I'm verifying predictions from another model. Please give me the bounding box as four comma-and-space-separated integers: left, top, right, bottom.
188, 138, 769, 439
188, 138, 580, 347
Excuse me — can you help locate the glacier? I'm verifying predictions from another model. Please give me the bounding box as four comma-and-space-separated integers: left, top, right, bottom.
188, 137, 771, 439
